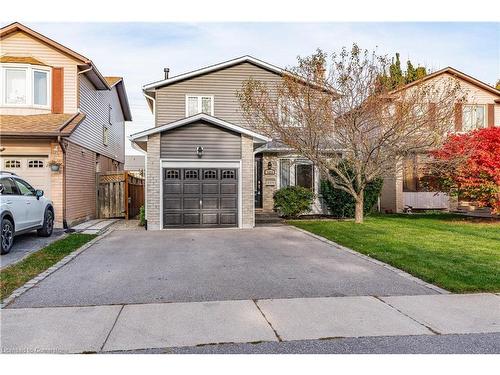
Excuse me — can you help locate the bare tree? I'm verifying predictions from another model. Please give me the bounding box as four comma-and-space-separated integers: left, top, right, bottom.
238, 45, 465, 223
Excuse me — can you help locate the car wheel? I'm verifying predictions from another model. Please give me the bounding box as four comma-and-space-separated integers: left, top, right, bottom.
1, 218, 14, 255
37, 209, 54, 237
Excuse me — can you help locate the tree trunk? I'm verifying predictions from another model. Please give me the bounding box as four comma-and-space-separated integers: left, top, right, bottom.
354, 193, 364, 224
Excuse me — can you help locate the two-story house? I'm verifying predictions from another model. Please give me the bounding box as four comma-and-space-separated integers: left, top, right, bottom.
0, 22, 132, 227
131, 57, 499, 230
380, 67, 500, 213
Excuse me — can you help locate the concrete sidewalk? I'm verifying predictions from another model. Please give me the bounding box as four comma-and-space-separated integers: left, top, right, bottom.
1, 293, 498, 353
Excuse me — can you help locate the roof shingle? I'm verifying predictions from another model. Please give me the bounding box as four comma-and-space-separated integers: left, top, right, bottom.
0, 113, 85, 136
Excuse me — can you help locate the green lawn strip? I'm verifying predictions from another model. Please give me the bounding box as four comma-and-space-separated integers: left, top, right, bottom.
0, 233, 96, 301
290, 214, 500, 293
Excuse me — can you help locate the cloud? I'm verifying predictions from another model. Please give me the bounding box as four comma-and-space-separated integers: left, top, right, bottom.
23, 22, 500, 154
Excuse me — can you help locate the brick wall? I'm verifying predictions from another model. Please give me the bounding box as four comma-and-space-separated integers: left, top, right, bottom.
241, 135, 255, 228
146, 133, 161, 230
262, 153, 278, 212
65, 141, 97, 225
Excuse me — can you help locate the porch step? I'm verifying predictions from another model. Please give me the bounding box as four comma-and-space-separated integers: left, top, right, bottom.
255, 211, 284, 225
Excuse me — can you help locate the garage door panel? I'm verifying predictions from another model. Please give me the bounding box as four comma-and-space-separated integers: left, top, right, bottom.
202, 197, 219, 209
183, 197, 201, 210
220, 212, 237, 225
220, 183, 237, 195
183, 213, 201, 225
163, 167, 238, 228
183, 183, 201, 194
220, 197, 237, 209
202, 213, 218, 225
202, 183, 219, 194
164, 183, 181, 194
164, 198, 181, 210
164, 213, 182, 226
1, 156, 51, 199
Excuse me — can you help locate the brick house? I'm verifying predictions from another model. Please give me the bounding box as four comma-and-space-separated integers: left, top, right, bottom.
0, 22, 132, 227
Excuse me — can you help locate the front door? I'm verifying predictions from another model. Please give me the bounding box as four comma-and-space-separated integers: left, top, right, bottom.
163, 168, 238, 228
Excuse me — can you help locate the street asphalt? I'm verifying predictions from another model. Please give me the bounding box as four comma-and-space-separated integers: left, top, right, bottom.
7, 226, 437, 308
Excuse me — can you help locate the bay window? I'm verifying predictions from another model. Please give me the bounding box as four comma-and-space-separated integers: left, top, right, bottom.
279, 158, 314, 190
1, 64, 51, 108
186, 95, 214, 116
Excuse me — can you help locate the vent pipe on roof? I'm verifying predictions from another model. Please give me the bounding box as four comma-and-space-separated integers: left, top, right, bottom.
164, 68, 170, 79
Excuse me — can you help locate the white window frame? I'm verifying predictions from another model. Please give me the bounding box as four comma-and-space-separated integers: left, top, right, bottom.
0, 63, 51, 109
185, 94, 214, 117
462, 104, 486, 131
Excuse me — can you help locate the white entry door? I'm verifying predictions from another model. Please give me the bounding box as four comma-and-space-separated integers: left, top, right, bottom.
1, 156, 51, 199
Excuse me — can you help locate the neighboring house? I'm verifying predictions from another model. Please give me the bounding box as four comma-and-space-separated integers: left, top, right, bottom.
380, 67, 500, 213
124, 155, 145, 177
0, 22, 132, 227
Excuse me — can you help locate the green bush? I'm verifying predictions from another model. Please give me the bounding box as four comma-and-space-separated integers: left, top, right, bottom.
320, 178, 383, 218
139, 205, 146, 226
274, 186, 314, 218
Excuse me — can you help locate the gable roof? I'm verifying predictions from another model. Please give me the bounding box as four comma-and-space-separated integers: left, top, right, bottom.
129, 113, 270, 143
1, 22, 90, 63
104, 77, 133, 121
390, 66, 500, 97
143, 55, 287, 91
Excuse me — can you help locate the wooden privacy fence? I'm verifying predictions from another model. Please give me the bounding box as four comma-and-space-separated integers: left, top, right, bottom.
97, 171, 145, 219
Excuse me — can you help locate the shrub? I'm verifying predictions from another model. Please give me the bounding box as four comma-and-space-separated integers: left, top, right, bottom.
139, 205, 146, 226
273, 186, 314, 218
320, 178, 383, 218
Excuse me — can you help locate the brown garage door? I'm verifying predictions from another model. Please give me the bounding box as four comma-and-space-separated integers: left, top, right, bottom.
163, 168, 238, 228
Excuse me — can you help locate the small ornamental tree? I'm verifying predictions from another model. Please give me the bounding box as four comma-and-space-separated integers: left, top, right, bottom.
427, 127, 500, 213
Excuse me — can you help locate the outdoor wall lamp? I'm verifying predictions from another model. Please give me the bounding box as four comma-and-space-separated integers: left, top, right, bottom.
196, 146, 204, 158
267, 161, 273, 170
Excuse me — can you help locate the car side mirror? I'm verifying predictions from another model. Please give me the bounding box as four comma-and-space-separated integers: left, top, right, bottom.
35, 189, 44, 199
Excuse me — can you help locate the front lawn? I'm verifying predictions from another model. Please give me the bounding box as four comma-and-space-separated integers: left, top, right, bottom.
291, 213, 500, 293
0, 233, 96, 301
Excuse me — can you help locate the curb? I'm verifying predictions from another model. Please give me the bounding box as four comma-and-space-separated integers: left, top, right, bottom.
1, 229, 114, 309
289, 225, 450, 295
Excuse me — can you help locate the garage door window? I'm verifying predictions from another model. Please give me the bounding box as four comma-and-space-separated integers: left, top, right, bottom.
28, 160, 44, 168
221, 169, 236, 179
203, 170, 217, 179
4, 160, 20, 168
165, 169, 180, 179
184, 170, 199, 179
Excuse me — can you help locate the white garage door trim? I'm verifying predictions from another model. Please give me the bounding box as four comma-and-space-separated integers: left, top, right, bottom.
160, 159, 242, 229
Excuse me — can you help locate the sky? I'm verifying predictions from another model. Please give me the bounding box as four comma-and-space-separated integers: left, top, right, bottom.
21, 22, 500, 154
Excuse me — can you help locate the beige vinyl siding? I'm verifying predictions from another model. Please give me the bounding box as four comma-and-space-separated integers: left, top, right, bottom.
0, 31, 79, 114
160, 122, 241, 159
71, 75, 125, 163
155, 62, 281, 128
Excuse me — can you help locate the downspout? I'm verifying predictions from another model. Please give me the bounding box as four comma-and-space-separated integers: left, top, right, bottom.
57, 135, 69, 230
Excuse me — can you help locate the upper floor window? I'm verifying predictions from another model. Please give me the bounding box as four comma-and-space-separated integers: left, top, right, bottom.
462, 105, 485, 131
186, 95, 214, 117
1, 64, 51, 108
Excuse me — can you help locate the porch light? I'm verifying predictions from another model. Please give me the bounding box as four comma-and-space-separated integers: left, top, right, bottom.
196, 146, 204, 158
267, 161, 273, 170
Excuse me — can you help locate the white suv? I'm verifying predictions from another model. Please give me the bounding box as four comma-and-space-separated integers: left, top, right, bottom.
0, 171, 54, 254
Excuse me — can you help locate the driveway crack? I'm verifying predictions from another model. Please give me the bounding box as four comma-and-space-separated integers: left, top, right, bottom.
253, 299, 282, 342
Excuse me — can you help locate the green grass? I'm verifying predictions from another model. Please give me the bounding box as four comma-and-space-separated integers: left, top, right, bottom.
290, 213, 500, 293
1, 233, 96, 301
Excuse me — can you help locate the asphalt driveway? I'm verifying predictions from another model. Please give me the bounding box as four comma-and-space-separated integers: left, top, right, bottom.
7, 226, 438, 308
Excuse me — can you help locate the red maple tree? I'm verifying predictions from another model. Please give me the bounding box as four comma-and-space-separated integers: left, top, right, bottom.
429, 127, 500, 213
